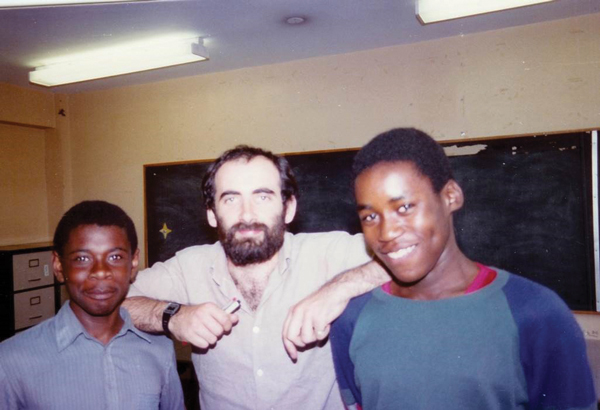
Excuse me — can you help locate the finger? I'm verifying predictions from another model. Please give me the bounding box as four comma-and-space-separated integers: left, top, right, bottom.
201, 314, 227, 338
283, 336, 299, 361
300, 311, 318, 345
284, 307, 306, 347
315, 324, 331, 341
282, 308, 293, 340
211, 311, 236, 333
229, 313, 239, 325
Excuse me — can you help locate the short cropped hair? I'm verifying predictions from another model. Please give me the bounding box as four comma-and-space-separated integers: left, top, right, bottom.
53, 200, 138, 257
202, 145, 299, 210
352, 128, 453, 193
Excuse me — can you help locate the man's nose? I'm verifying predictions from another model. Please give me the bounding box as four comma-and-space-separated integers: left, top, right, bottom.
379, 217, 404, 243
91, 259, 112, 278
239, 198, 256, 223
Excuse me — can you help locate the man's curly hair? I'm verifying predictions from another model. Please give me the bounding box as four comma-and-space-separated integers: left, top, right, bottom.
352, 128, 453, 193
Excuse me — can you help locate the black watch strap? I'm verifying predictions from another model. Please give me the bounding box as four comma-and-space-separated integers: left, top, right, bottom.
162, 302, 181, 335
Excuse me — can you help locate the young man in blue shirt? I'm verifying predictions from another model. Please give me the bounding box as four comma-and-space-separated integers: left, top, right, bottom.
0, 201, 184, 409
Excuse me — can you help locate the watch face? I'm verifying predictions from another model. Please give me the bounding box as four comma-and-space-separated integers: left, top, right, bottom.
165, 303, 180, 315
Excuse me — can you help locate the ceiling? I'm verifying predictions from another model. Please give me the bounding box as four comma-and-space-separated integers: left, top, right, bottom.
0, 0, 598, 94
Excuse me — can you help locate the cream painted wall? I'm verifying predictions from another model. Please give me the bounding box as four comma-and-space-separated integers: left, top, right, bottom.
0, 82, 58, 246
0, 123, 50, 245
0, 83, 55, 128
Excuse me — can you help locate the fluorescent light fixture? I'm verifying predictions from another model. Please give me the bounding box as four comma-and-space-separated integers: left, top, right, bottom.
29, 37, 208, 87
417, 0, 555, 24
0, 0, 150, 8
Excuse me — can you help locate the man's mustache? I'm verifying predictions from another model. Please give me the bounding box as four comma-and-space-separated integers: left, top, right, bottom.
229, 222, 268, 236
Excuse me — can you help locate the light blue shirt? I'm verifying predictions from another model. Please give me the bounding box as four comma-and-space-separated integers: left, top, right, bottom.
0, 301, 184, 410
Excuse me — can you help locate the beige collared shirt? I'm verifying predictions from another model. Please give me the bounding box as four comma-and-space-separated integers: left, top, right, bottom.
128, 231, 371, 410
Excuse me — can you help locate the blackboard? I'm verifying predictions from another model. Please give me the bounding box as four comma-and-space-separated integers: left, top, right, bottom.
144, 132, 595, 310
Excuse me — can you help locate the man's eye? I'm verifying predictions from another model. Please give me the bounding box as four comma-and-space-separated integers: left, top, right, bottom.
74, 256, 89, 262
361, 213, 377, 223
398, 204, 413, 214
224, 197, 235, 203
109, 254, 123, 261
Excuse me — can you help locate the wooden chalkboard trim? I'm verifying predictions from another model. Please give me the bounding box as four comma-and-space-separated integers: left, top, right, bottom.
142, 128, 600, 170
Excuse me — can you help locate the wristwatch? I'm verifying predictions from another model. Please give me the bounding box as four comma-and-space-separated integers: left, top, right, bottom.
162, 302, 181, 336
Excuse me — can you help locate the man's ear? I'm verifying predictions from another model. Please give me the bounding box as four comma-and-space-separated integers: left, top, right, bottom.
442, 180, 464, 213
207, 208, 217, 228
52, 251, 66, 283
284, 195, 297, 224
130, 248, 140, 283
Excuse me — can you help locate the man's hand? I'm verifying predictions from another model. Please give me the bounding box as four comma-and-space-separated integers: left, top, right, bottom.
170, 303, 239, 349
282, 281, 350, 361
282, 260, 389, 361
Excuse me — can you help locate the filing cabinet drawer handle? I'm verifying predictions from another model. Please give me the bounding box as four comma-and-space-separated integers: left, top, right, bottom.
30, 296, 41, 306
29, 315, 43, 320
28, 278, 42, 283
28, 259, 40, 268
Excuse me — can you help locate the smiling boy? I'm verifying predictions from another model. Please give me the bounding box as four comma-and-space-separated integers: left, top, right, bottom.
0, 201, 184, 410
330, 128, 596, 410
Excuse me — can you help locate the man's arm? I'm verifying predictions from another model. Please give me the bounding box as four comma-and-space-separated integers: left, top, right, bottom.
122, 296, 239, 349
282, 260, 389, 360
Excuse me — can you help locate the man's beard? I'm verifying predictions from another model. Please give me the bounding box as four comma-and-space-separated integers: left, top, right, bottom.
218, 215, 286, 266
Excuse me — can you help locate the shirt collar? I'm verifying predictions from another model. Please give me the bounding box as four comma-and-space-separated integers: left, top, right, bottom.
54, 301, 151, 352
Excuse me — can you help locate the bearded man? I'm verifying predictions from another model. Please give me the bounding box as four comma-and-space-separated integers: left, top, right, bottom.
124, 145, 388, 410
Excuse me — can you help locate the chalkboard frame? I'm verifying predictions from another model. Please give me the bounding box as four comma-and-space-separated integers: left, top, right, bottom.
143, 131, 597, 311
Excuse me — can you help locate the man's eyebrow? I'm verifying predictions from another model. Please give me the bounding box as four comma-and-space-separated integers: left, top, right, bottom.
219, 190, 240, 200
253, 188, 275, 195
66, 246, 128, 255
356, 196, 406, 212
356, 204, 372, 212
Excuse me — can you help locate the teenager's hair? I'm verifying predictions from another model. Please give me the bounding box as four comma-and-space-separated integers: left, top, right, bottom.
53, 200, 138, 256
202, 145, 298, 210
352, 128, 453, 192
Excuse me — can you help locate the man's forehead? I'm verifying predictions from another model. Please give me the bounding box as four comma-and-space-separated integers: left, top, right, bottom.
215, 156, 282, 192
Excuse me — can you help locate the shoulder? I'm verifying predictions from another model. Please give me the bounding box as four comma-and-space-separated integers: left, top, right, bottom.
500, 270, 573, 322
291, 230, 362, 242
139, 242, 222, 274
498, 270, 584, 348
288, 231, 367, 254
333, 291, 375, 332
174, 242, 222, 258
139, 331, 175, 351
0, 319, 54, 365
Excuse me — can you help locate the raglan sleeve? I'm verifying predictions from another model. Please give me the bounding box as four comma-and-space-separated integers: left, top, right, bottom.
330, 295, 371, 410
505, 276, 596, 410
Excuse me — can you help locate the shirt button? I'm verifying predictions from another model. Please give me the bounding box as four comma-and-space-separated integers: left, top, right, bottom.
257, 369, 264, 377
252, 326, 260, 334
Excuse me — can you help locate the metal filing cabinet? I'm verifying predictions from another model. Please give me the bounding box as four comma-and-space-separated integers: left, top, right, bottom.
0, 243, 62, 341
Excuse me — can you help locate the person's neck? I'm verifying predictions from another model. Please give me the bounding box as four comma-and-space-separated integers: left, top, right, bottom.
390, 241, 479, 301
227, 251, 280, 311
70, 303, 125, 345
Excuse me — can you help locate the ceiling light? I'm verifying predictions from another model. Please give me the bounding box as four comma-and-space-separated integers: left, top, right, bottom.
29, 37, 208, 87
416, 0, 555, 24
0, 0, 151, 8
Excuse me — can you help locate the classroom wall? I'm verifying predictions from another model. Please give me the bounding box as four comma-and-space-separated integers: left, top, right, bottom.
2, 13, 599, 264
0, 123, 50, 245
0, 83, 58, 246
